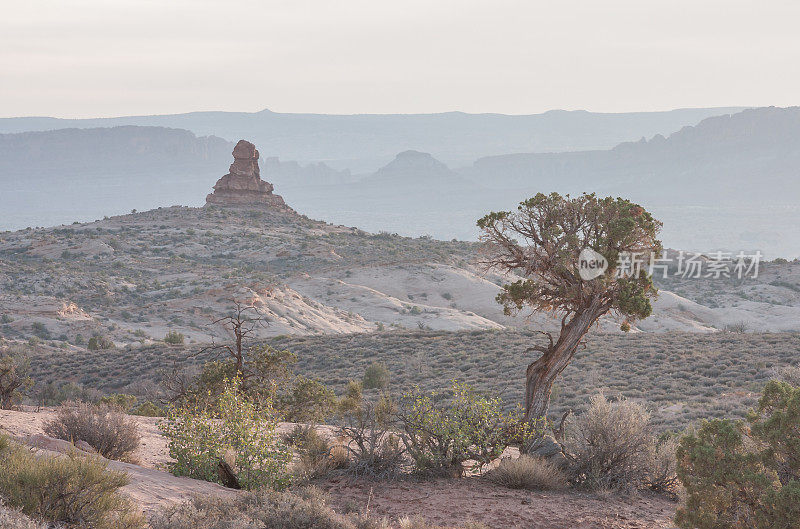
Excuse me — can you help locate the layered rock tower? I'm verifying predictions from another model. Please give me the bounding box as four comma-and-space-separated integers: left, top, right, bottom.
205, 140, 289, 209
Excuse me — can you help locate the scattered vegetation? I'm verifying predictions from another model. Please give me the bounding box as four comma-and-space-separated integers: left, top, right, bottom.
149, 487, 380, 529
0, 436, 145, 529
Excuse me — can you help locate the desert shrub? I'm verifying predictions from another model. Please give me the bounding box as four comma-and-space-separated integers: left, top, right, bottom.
0, 349, 32, 409
131, 400, 164, 417
164, 331, 185, 345
160, 377, 291, 490
99, 393, 138, 411
676, 380, 800, 528
485, 456, 568, 490
43, 402, 141, 461
564, 394, 672, 492
362, 362, 390, 389
0, 500, 47, 529
87, 335, 114, 351
338, 382, 404, 477
149, 487, 381, 529
397, 382, 509, 476
34, 381, 98, 406
285, 424, 347, 480
0, 436, 145, 529
278, 375, 336, 423
775, 364, 800, 386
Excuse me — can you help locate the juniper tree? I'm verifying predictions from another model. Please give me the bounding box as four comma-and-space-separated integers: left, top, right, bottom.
478, 192, 661, 450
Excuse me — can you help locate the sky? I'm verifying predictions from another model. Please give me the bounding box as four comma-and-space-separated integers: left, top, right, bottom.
2, 0, 800, 118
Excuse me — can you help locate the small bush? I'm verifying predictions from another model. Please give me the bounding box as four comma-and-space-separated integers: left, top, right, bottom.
164, 331, 185, 345
676, 380, 800, 528
564, 394, 669, 491
43, 402, 141, 461
0, 349, 32, 410
485, 456, 568, 490
149, 487, 381, 529
99, 393, 138, 411
397, 382, 509, 476
278, 375, 336, 423
160, 377, 291, 490
362, 362, 390, 389
132, 400, 164, 417
87, 335, 114, 351
284, 424, 347, 480
338, 385, 404, 478
0, 436, 145, 529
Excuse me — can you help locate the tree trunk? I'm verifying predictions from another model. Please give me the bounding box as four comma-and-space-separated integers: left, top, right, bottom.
522, 300, 607, 453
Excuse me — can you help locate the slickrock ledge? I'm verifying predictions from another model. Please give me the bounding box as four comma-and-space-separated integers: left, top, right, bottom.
205, 139, 291, 210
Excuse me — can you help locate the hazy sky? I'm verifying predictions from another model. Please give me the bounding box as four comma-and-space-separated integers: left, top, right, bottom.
3, 0, 800, 118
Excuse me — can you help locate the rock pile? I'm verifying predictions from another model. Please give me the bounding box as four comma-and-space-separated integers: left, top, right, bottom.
205, 140, 290, 209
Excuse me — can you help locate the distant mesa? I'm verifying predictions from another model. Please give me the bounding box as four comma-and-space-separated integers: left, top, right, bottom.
205, 139, 291, 210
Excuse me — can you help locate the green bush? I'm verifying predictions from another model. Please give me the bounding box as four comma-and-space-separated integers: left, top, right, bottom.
676, 380, 800, 528
0, 350, 32, 410
87, 335, 114, 351
0, 436, 144, 529
160, 378, 291, 490
362, 362, 390, 389
99, 393, 138, 411
149, 487, 380, 529
164, 331, 185, 345
277, 375, 336, 423
43, 402, 141, 461
397, 382, 509, 476
132, 400, 164, 417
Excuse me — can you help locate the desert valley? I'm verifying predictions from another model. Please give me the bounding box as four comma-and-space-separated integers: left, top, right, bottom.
3, 3, 800, 527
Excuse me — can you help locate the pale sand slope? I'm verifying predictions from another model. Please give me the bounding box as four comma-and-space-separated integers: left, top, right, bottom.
0, 408, 677, 528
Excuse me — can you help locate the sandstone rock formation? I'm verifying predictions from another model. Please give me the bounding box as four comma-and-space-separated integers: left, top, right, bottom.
205, 140, 289, 209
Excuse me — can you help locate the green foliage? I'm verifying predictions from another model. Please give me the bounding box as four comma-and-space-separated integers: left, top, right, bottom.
676, 381, 800, 529
478, 192, 661, 321
160, 378, 291, 490
131, 400, 164, 417
0, 349, 32, 410
87, 335, 114, 351
397, 382, 510, 476
362, 361, 391, 389
277, 375, 336, 423
99, 393, 138, 411
0, 436, 145, 529
164, 330, 185, 345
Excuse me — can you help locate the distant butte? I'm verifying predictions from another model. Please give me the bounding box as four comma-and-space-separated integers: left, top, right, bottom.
205, 139, 291, 210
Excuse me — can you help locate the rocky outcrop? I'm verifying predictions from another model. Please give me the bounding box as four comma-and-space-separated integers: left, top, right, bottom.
205, 140, 290, 209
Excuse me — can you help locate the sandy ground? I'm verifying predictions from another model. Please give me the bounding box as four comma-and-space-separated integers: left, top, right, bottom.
0, 408, 678, 528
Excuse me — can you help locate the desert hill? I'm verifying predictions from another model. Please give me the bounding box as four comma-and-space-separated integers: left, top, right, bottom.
1, 201, 799, 358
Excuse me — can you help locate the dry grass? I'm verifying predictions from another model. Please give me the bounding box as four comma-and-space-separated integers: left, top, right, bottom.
43, 402, 141, 461
485, 456, 569, 491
